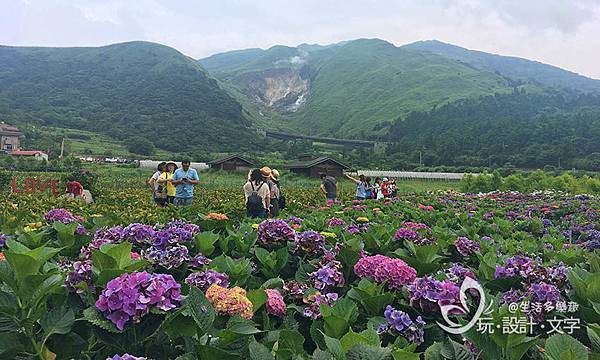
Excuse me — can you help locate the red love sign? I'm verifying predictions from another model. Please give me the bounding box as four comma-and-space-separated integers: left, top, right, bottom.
11, 177, 60, 196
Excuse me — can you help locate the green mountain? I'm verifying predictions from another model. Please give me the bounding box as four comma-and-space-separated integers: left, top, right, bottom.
402, 40, 600, 93
200, 38, 600, 138
0, 41, 260, 154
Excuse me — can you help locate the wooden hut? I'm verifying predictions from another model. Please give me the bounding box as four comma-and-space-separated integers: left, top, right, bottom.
286, 157, 349, 178
207, 155, 255, 172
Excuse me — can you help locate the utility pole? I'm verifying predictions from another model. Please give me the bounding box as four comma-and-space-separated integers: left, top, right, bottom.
59, 138, 65, 159
558, 157, 561, 168
419, 151, 422, 167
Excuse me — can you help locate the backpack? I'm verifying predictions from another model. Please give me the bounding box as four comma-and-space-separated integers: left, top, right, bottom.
246, 182, 265, 213
155, 173, 168, 199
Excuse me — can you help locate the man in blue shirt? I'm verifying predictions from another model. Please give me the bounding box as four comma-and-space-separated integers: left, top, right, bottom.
171, 160, 199, 206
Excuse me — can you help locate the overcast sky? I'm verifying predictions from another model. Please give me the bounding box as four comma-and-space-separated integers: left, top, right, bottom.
2, 0, 600, 78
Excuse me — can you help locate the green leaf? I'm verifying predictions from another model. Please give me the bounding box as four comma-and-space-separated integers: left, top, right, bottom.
545, 333, 588, 360
83, 307, 122, 333
195, 231, 220, 256
346, 344, 392, 360
277, 329, 305, 360
52, 222, 76, 248
4, 252, 40, 280
340, 328, 379, 352
588, 274, 600, 303
424, 342, 444, 360
588, 324, 600, 353
227, 316, 261, 335
0, 332, 25, 355
163, 312, 197, 339
41, 307, 75, 339
29, 274, 64, 309
323, 332, 346, 360
0, 291, 17, 315
249, 338, 274, 360
196, 344, 242, 360
246, 288, 267, 313
187, 287, 215, 336
391, 348, 420, 360
105, 242, 134, 268
92, 249, 117, 271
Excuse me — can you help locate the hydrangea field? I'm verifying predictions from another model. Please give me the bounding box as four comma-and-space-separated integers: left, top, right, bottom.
1, 187, 600, 359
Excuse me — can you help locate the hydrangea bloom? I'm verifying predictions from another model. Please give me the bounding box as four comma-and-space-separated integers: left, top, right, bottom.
122, 223, 155, 244
185, 270, 229, 292
142, 245, 189, 269
377, 305, 425, 345
285, 217, 304, 226
295, 230, 325, 254
65, 259, 93, 293
354, 254, 417, 289
44, 208, 84, 224
408, 277, 461, 313
265, 289, 286, 317
153, 221, 198, 248
96, 272, 182, 330
257, 220, 296, 246
206, 285, 253, 320
303, 291, 338, 319
327, 217, 346, 228
188, 253, 211, 268
454, 237, 480, 256
106, 354, 147, 360
283, 280, 309, 299
499, 282, 563, 322
444, 263, 476, 283
309, 260, 345, 290
394, 222, 435, 245
0, 234, 8, 248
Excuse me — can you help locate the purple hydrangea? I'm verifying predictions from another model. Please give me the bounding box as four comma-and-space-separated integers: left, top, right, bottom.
188, 253, 211, 268
444, 263, 476, 283
283, 280, 309, 299
303, 292, 338, 319
309, 260, 345, 290
153, 221, 198, 248
454, 237, 480, 256
106, 354, 147, 360
378, 305, 425, 345
408, 277, 461, 313
65, 259, 93, 293
327, 217, 346, 228
44, 208, 84, 224
185, 269, 229, 292
257, 220, 296, 246
96, 272, 182, 330
295, 230, 325, 254
142, 245, 189, 269
0, 234, 8, 248
122, 223, 156, 244
285, 217, 304, 226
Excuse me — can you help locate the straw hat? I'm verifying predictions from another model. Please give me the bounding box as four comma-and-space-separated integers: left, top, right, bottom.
260, 166, 272, 178
271, 169, 280, 180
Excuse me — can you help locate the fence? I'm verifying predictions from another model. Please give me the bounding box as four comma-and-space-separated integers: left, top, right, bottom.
351, 170, 470, 181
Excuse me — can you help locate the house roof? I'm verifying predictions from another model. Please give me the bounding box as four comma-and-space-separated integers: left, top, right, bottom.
10, 150, 47, 156
207, 154, 255, 166
285, 156, 350, 170
0, 124, 23, 136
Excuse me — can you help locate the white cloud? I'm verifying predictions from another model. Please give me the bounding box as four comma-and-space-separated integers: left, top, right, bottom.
1, 0, 599, 78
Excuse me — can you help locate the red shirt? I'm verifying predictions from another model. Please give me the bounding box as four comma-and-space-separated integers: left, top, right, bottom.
66, 181, 83, 196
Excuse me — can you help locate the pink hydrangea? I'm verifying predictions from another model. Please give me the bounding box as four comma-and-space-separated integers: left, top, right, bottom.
354, 254, 417, 289
265, 289, 286, 317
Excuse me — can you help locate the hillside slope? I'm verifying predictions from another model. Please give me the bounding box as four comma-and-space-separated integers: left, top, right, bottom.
0, 41, 259, 153
403, 40, 600, 93
201, 38, 600, 138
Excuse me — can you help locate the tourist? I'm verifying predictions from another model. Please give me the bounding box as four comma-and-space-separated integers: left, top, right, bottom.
365, 176, 373, 199
320, 173, 337, 202
269, 169, 281, 217
373, 177, 384, 200
65, 176, 84, 200
172, 160, 199, 206
158, 162, 178, 205
149, 162, 167, 205
244, 168, 270, 218
345, 173, 367, 200
381, 177, 391, 198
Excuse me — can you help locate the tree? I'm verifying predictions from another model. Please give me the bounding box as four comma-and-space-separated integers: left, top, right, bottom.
125, 137, 155, 156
